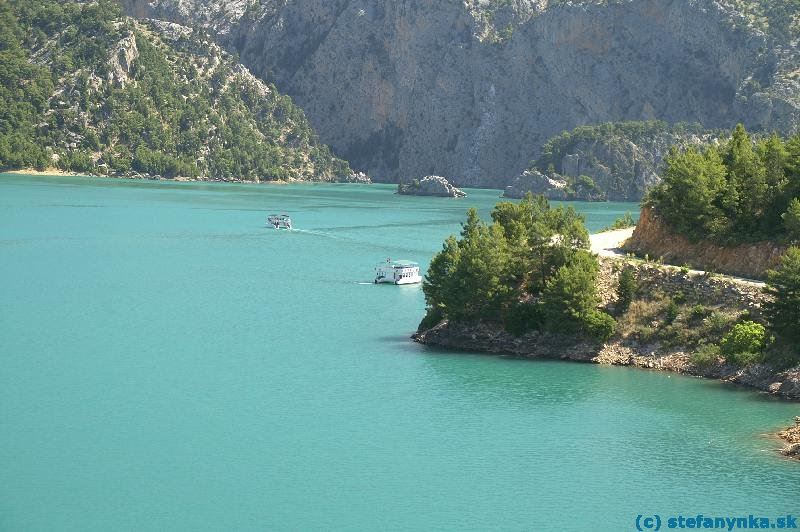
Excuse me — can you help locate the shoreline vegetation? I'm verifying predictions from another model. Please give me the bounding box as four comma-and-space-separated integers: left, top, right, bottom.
414, 126, 800, 460
2, 168, 370, 184
1, 167, 284, 183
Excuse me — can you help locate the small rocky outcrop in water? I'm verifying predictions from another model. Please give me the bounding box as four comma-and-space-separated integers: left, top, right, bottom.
779, 417, 800, 459
398, 176, 466, 198
503, 169, 606, 202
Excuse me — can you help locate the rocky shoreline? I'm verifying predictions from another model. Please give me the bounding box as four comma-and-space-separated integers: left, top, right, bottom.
6, 168, 372, 184
779, 418, 800, 459
413, 320, 800, 399
413, 320, 800, 459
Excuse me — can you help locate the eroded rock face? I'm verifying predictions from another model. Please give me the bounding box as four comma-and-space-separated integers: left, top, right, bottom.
123, 0, 800, 187
398, 176, 466, 197
623, 207, 788, 279
108, 33, 139, 88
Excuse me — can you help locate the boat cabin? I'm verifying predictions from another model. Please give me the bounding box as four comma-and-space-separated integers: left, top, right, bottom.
267, 214, 292, 230
374, 258, 422, 285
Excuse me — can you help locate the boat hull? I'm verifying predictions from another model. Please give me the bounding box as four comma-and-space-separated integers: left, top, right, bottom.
376, 275, 422, 285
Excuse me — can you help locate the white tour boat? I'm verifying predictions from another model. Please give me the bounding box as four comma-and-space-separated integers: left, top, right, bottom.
267, 214, 292, 230
374, 258, 422, 285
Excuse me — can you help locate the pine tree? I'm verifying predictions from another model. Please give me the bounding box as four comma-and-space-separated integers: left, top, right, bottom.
724, 124, 768, 236
765, 247, 800, 346
541, 251, 601, 327
783, 198, 800, 241
759, 134, 790, 233
422, 235, 461, 314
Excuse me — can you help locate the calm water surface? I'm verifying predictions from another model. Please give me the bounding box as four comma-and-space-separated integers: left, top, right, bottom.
1, 174, 798, 531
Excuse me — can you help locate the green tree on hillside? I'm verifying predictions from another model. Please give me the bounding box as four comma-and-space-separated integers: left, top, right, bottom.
764, 247, 800, 347
650, 146, 728, 240
648, 125, 800, 244
422, 194, 613, 341
783, 198, 800, 241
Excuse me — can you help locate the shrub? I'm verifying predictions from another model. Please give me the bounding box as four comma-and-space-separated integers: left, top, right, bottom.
689, 304, 710, 321
616, 266, 639, 314
582, 310, 616, 342
665, 300, 680, 324
720, 320, 766, 366
726, 350, 766, 367
615, 266, 637, 314
691, 343, 722, 369
702, 311, 736, 337
605, 212, 636, 231
765, 344, 800, 370
542, 251, 600, 327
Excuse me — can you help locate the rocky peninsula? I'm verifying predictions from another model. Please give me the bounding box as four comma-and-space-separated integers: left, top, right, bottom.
503, 169, 606, 202
414, 229, 800, 460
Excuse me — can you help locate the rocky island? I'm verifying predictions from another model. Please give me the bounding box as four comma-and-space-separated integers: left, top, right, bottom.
397, 176, 466, 198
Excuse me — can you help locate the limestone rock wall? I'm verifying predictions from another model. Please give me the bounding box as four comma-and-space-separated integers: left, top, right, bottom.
123, 0, 800, 187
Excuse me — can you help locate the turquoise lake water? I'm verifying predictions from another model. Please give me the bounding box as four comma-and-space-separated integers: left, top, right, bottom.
1, 174, 798, 531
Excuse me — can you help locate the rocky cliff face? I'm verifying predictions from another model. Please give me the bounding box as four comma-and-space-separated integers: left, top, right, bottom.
123, 0, 800, 187
624, 207, 788, 279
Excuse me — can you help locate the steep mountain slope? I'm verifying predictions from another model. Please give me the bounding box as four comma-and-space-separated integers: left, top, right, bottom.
0, 0, 354, 182
123, 0, 799, 187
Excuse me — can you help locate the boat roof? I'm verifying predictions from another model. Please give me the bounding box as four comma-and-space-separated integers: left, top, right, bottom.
378, 260, 418, 267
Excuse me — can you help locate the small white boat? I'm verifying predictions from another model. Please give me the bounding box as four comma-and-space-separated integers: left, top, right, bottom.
374, 258, 422, 285
267, 214, 292, 230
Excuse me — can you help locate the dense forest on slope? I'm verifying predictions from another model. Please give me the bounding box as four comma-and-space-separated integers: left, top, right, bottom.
0, 0, 353, 181
648, 125, 800, 245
